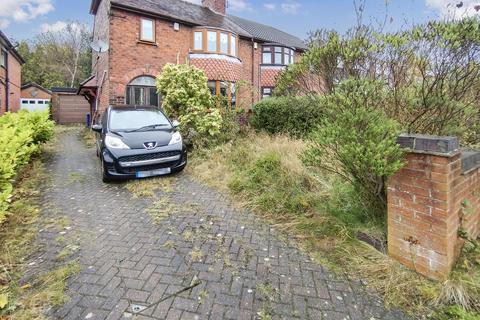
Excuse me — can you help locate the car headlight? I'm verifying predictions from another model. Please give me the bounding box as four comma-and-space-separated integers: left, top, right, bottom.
105, 135, 130, 149
168, 131, 182, 145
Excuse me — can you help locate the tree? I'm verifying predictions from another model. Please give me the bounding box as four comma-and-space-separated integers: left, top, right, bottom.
275, 18, 480, 143
16, 21, 92, 88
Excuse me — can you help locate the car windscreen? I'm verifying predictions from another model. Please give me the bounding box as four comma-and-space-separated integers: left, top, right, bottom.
109, 109, 171, 131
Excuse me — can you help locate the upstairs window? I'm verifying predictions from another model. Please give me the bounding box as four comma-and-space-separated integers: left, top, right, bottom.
193, 28, 238, 57
0, 49, 6, 68
140, 18, 155, 42
230, 35, 236, 56
207, 31, 217, 52
262, 45, 295, 65
220, 33, 228, 54
194, 31, 203, 50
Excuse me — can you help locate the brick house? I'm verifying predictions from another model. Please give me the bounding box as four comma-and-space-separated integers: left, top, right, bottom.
21, 83, 52, 112
80, 0, 306, 119
0, 30, 24, 115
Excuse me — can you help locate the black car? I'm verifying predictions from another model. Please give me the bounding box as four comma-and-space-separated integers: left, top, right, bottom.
92, 106, 187, 182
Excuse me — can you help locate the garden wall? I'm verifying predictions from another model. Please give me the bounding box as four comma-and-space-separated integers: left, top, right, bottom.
387, 134, 480, 280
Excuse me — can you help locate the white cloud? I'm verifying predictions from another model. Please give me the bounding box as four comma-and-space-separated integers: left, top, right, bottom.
40, 21, 68, 33
0, 19, 10, 29
264, 3, 276, 11
281, 2, 301, 14
426, 0, 480, 17
0, 0, 53, 28
228, 0, 251, 12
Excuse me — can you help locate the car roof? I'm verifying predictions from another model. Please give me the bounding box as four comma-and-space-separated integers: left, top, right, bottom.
109, 105, 161, 111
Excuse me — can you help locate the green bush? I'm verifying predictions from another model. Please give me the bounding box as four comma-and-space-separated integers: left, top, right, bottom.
0, 110, 54, 224
156, 63, 223, 147
302, 79, 404, 217
251, 96, 324, 138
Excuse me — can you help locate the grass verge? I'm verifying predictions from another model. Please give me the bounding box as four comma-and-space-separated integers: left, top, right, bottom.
0, 130, 81, 319
189, 132, 480, 319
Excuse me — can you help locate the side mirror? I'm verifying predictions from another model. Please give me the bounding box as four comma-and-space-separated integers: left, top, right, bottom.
91, 124, 103, 133
172, 120, 180, 128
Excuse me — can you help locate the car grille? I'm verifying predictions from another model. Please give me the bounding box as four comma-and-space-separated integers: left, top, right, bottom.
118, 151, 181, 163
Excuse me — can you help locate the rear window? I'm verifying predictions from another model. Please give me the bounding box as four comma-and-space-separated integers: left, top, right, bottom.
109, 109, 171, 131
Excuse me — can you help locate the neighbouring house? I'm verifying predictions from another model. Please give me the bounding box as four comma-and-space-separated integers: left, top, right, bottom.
79, 0, 306, 121
21, 83, 52, 112
0, 30, 24, 115
51, 87, 91, 124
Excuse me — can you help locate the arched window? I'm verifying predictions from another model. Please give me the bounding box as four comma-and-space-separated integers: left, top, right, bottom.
125, 76, 160, 107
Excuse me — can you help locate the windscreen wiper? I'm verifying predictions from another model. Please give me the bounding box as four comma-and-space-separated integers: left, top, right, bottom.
126, 124, 169, 133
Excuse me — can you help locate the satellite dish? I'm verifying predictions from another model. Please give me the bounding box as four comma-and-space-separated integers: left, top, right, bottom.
90, 40, 109, 53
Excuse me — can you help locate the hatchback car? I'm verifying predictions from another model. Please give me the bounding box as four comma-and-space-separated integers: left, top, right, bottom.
92, 106, 187, 182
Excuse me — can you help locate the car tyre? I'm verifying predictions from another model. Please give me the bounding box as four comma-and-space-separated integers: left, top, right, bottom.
101, 158, 112, 183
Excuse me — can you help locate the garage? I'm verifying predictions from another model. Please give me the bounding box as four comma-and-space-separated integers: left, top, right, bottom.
20, 83, 52, 112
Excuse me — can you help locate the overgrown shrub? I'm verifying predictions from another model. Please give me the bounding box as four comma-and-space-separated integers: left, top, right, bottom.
0, 110, 54, 224
156, 63, 223, 147
302, 79, 404, 217
251, 96, 324, 138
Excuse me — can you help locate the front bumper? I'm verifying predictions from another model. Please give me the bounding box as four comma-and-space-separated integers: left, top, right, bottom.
101, 144, 187, 179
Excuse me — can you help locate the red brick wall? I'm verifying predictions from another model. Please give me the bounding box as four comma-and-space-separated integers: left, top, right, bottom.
21, 86, 51, 100
108, 8, 191, 108
0, 53, 22, 114
388, 137, 480, 280
92, 5, 297, 114
92, 0, 110, 122
7, 55, 22, 113
201, 0, 226, 14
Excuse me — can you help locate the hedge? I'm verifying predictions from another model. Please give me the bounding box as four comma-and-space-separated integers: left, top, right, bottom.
0, 110, 54, 224
251, 96, 324, 138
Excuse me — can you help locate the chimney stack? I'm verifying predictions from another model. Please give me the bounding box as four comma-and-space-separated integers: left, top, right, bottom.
202, 0, 226, 15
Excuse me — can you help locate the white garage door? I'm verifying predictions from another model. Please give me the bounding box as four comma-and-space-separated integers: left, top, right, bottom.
21, 99, 50, 112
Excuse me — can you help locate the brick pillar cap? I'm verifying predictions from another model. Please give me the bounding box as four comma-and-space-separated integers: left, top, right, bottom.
397, 133, 460, 157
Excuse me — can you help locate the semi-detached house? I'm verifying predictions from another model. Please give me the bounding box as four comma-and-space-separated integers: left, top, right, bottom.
79, 0, 306, 119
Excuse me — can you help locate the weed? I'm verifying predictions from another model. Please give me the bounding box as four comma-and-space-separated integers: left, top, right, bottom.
189, 133, 480, 319
125, 177, 175, 198
163, 240, 176, 249
198, 290, 208, 305
81, 128, 96, 148
68, 172, 86, 183
145, 198, 179, 224
0, 143, 81, 319
189, 249, 204, 262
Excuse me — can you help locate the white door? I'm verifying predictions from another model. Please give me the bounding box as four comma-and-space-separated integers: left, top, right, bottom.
21, 99, 50, 112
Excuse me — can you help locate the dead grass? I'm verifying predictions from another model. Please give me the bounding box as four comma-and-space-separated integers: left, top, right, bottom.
0, 132, 81, 319
80, 128, 97, 148
189, 133, 480, 319
124, 176, 175, 198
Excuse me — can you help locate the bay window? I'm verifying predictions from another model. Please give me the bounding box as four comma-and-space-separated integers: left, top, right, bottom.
262, 45, 295, 65
192, 28, 238, 57
207, 80, 236, 108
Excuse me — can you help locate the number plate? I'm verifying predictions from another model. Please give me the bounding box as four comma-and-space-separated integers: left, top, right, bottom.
136, 168, 171, 178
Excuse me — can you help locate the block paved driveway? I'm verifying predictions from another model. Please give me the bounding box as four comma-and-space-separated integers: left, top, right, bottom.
34, 128, 408, 320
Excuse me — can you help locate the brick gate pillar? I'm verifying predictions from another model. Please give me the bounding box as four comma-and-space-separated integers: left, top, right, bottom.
387, 134, 463, 280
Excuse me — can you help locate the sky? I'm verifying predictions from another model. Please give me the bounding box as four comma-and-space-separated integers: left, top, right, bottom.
0, 0, 479, 42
